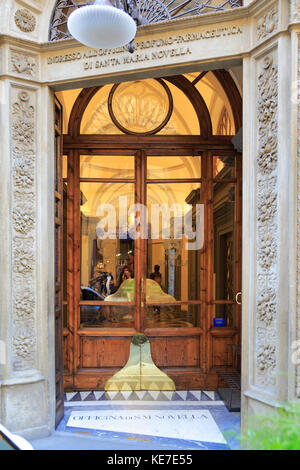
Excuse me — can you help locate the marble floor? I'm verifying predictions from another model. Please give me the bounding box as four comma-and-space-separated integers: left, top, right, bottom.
32, 390, 241, 451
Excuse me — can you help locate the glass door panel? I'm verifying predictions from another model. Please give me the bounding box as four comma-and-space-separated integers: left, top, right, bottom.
79, 173, 136, 328
212, 153, 240, 329
80, 155, 135, 179
147, 156, 201, 180
145, 167, 204, 328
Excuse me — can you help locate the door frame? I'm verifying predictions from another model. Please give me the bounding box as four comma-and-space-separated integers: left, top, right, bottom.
62, 142, 242, 391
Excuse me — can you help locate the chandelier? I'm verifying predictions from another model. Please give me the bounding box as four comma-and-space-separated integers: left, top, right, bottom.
50, 1, 243, 51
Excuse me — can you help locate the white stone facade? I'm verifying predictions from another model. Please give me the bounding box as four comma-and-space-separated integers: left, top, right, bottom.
0, 0, 299, 439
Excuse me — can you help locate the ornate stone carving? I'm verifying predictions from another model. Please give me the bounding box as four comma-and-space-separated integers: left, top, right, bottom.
257, 288, 277, 326
256, 52, 279, 389
257, 344, 276, 372
13, 243, 34, 274
258, 232, 277, 271
257, 179, 277, 224
257, 56, 278, 175
14, 290, 35, 319
13, 155, 35, 189
10, 51, 37, 77
11, 87, 37, 371
291, 0, 300, 22
12, 204, 35, 235
257, 6, 278, 41
14, 8, 36, 33
13, 328, 35, 359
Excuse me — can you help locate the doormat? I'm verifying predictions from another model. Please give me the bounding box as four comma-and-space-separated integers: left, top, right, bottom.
66, 409, 227, 445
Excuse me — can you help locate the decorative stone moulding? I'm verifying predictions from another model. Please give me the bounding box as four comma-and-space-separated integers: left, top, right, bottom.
14, 8, 36, 33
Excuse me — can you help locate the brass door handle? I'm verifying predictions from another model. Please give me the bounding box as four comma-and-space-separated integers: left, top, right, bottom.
235, 292, 242, 305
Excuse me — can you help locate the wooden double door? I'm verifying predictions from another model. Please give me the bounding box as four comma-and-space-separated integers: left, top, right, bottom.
63, 141, 242, 391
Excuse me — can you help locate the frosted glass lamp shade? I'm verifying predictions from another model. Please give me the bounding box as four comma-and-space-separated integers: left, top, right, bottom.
67, 0, 137, 49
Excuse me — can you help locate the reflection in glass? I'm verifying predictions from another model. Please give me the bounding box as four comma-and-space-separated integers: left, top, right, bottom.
80, 182, 135, 328
105, 278, 176, 304
146, 182, 203, 328
212, 304, 235, 329
80, 155, 135, 179
147, 182, 203, 299
146, 304, 201, 329
63, 183, 67, 302
213, 155, 235, 179
213, 181, 236, 327
80, 305, 134, 328
63, 155, 68, 179
147, 156, 201, 180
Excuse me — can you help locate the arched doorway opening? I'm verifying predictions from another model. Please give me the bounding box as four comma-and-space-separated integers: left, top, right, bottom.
55, 70, 242, 407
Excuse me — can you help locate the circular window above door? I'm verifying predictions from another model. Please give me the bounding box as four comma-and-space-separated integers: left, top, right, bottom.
108, 78, 173, 136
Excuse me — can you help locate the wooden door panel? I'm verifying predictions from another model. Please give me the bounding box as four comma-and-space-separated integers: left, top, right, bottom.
149, 336, 200, 368
81, 337, 131, 368
211, 330, 238, 368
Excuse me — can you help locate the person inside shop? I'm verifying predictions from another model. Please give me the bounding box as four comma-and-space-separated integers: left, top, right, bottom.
150, 265, 162, 286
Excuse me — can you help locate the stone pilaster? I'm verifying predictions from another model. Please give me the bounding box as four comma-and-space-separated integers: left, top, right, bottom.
242, 2, 295, 424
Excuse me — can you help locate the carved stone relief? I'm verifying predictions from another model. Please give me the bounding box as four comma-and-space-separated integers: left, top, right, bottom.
10, 50, 37, 78
291, 0, 300, 23
11, 87, 37, 372
257, 5, 278, 42
256, 53, 279, 389
14, 8, 36, 33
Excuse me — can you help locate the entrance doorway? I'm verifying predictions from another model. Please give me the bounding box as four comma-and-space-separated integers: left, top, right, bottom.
57, 72, 242, 392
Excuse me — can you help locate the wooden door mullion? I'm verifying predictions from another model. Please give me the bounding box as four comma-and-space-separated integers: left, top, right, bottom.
134, 151, 142, 333
73, 151, 81, 373
140, 151, 147, 333
134, 150, 147, 333
66, 150, 75, 383
206, 151, 214, 373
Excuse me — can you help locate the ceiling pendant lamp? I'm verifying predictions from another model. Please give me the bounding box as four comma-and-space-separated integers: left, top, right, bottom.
67, 0, 137, 50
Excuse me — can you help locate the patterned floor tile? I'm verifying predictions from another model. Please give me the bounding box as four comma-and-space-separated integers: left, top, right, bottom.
64, 390, 223, 403
66, 392, 77, 402
80, 392, 92, 401
186, 391, 199, 401
147, 390, 161, 400
175, 391, 187, 400
106, 391, 120, 401
69, 392, 81, 402
94, 391, 105, 400
189, 391, 201, 400
162, 391, 176, 400
120, 391, 132, 401
203, 391, 215, 400
135, 391, 148, 400
141, 391, 155, 401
